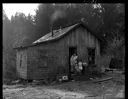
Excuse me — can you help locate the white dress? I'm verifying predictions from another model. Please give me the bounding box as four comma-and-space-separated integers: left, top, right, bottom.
78, 62, 83, 70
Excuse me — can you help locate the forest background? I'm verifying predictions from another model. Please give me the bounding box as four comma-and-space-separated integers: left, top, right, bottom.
3, 3, 125, 80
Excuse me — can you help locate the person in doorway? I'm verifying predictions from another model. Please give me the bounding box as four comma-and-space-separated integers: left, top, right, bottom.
82, 61, 88, 74
75, 59, 83, 75
70, 53, 78, 74
78, 60, 83, 72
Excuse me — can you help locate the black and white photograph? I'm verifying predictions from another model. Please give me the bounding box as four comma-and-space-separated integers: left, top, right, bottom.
3, 3, 125, 99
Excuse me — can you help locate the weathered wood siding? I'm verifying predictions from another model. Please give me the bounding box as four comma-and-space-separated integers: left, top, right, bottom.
16, 49, 27, 79
27, 46, 68, 80
26, 25, 100, 80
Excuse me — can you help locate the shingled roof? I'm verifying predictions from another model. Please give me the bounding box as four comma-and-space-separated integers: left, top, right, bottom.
33, 23, 78, 44
33, 22, 103, 44
14, 22, 103, 49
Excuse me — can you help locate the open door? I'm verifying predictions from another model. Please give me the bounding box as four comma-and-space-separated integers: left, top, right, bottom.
88, 48, 95, 65
69, 47, 77, 79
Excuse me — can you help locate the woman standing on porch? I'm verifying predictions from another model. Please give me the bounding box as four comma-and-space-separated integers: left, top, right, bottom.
70, 53, 78, 74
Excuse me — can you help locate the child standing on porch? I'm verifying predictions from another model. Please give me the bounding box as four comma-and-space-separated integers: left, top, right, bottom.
78, 60, 83, 72
75, 60, 83, 75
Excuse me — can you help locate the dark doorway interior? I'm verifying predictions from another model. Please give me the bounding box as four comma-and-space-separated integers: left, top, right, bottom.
69, 47, 77, 78
88, 48, 95, 65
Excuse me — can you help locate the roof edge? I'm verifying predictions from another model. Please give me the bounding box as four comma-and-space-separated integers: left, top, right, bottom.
14, 22, 103, 49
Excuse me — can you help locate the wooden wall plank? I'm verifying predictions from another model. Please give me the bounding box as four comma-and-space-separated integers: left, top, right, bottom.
17, 25, 101, 80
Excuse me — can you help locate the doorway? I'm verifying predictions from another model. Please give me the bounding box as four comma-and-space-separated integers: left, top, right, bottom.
69, 47, 77, 78
88, 48, 95, 65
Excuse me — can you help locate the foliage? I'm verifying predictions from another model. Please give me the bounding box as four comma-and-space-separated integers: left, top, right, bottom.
3, 10, 16, 80
106, 37, 125, 59
3, 11, 35, 80
3, 3, 125, 80
34, 3, 125, 54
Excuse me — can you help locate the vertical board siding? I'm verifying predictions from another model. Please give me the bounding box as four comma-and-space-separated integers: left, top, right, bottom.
27, 46, 68, 79
27, 48, 49, 79
17, 25, 101, 80
17, 49, 27, 79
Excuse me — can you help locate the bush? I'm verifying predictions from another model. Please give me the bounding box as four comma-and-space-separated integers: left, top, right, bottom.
109, 58, 123, 69
3, 52, 18, 81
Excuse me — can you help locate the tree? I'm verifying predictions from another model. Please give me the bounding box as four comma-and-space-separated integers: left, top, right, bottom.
3, 11, 36, 80
3, 4, 125, 80
33, 3, 124, 55
11, 12, 36, 47
3, 10, 16, 79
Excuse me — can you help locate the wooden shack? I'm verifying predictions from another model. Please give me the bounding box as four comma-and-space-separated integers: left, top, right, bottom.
15, 22, 102, 80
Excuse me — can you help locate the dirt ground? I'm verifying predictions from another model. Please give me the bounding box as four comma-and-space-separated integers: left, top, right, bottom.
3, 71, 125, 99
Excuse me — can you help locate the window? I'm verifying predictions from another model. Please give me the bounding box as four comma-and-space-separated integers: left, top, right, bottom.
87, 48, 95, 64
20, 54, 22, 68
